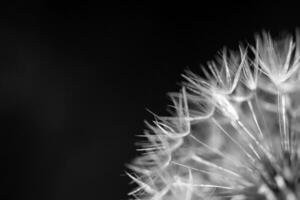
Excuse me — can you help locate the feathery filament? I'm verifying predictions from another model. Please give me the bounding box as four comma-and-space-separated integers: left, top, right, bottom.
127, 31, 300, 200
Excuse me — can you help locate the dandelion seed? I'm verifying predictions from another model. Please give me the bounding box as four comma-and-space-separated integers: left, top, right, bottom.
127, 30, 300, 200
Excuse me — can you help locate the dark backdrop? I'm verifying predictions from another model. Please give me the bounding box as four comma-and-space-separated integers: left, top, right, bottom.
1, 1, 299, 200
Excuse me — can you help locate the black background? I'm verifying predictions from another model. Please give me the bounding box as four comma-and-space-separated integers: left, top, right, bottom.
1, 1, 299, 200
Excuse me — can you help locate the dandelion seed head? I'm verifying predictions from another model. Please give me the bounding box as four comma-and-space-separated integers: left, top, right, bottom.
127, 30, 300, 200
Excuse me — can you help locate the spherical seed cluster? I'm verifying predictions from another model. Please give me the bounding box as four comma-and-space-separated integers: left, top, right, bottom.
127, 31, 300, 200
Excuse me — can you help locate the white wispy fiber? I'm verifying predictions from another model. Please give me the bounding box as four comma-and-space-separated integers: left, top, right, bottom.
127, 31, 300, 200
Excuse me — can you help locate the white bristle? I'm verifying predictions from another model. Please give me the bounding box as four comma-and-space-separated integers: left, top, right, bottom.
127, 31, 300, 200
